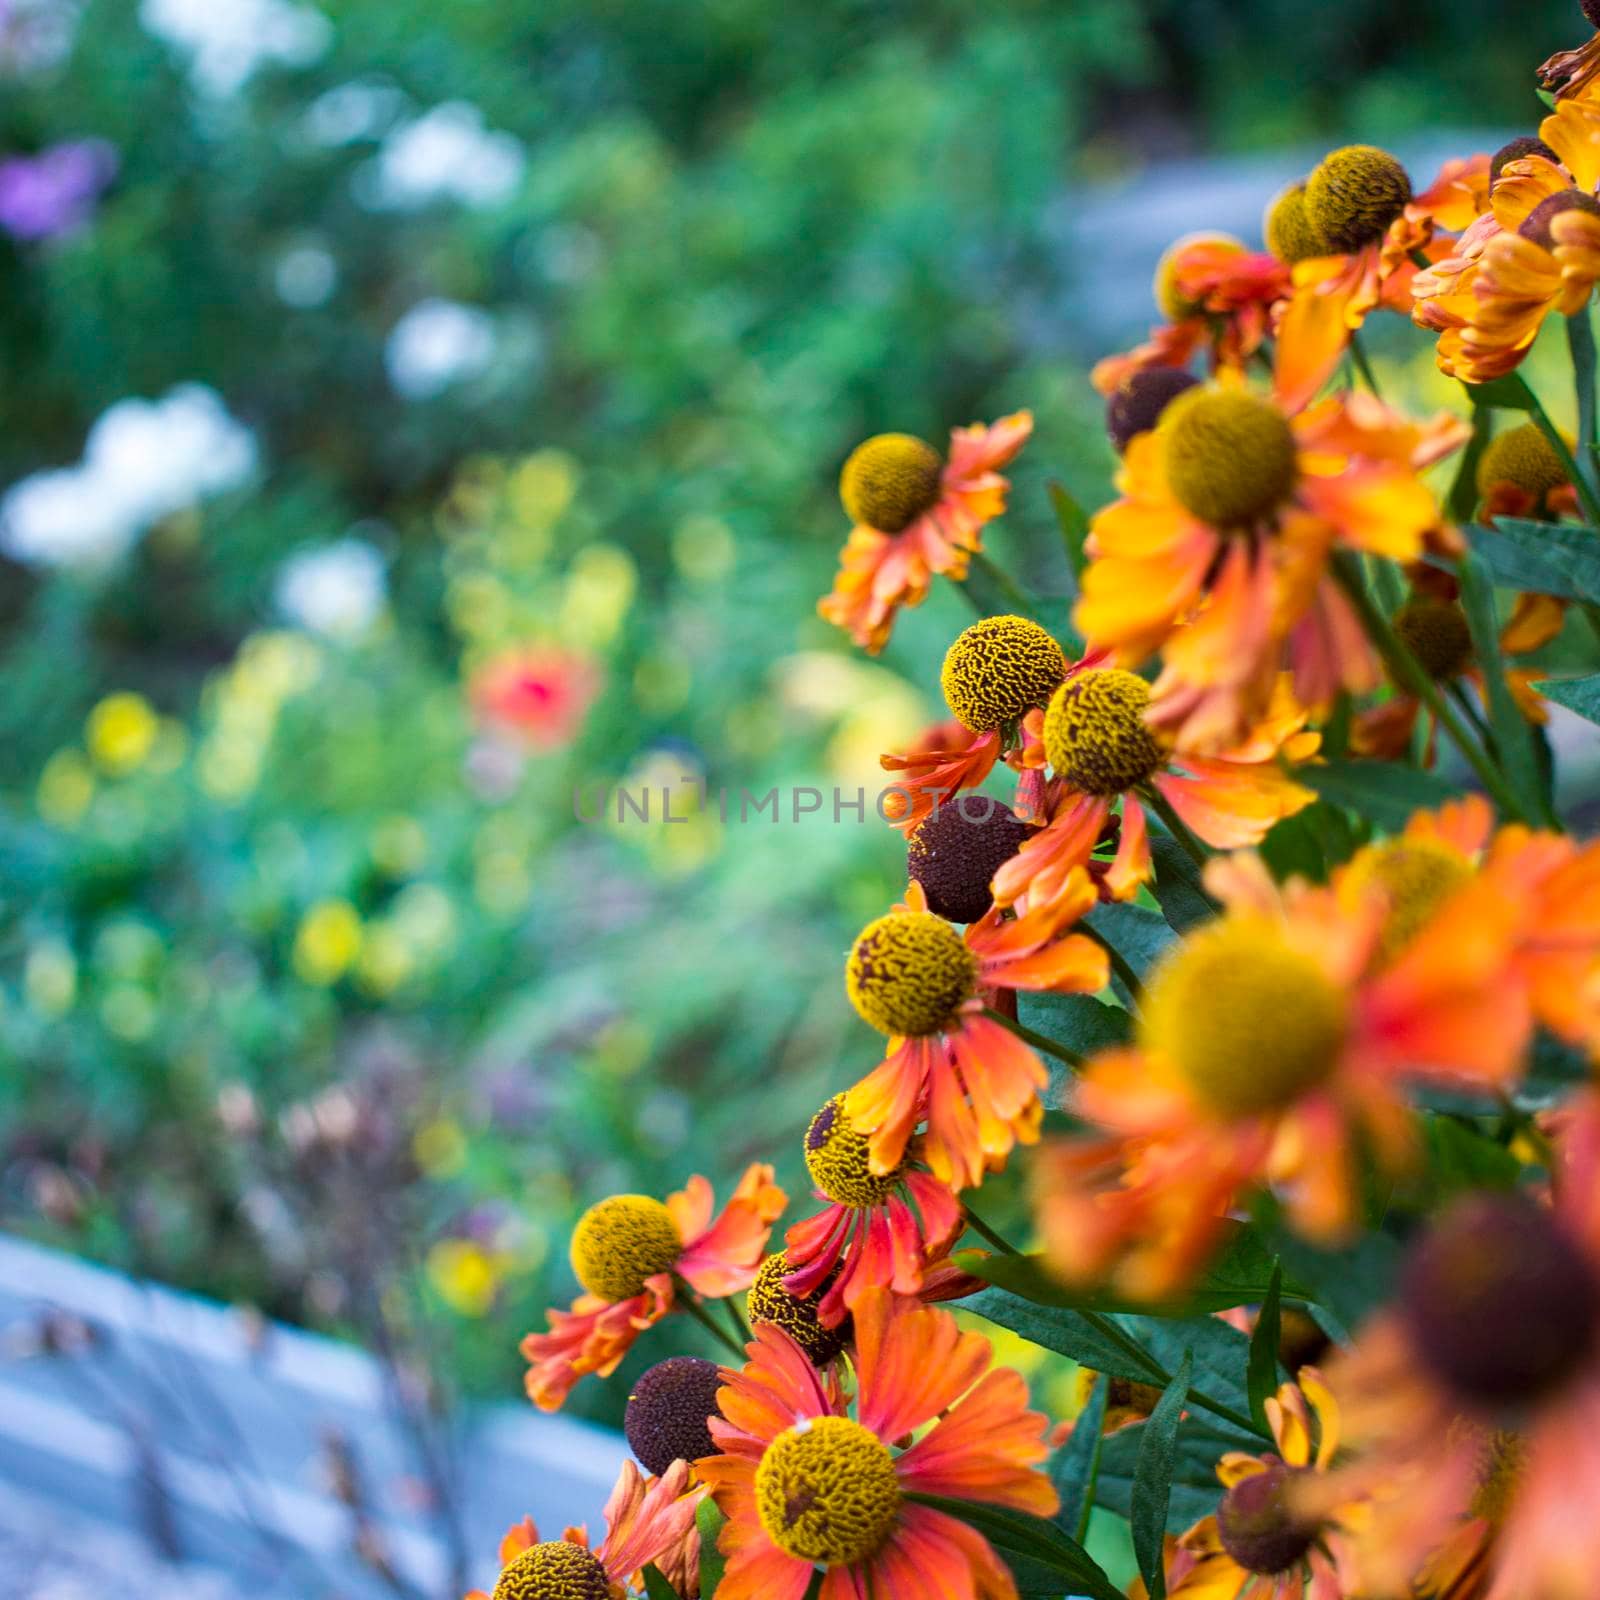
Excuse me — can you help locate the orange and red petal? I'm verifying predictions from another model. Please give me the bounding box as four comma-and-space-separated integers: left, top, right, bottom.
852, 1287, 993, 1443
521, 1281, 673, 1411
673, 1163, 787, 1298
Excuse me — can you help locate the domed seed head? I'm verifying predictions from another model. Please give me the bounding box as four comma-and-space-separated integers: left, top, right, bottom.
493, 1542, 612, 1600
747, 1249, 852, 1366
1304, 145, 1413, 253
840, 434, 944, 532
1216, 1462, 1317, 1576
569, 1195, 682, 1303
624, 1356, 725, 1476
846, 911, 978, 1037
1264, 182, 1324, 265
1477, 421, 1571, 508
940, 615, 1068, 733
1400, 1189, 1600, 1409
755, 1415, 901, 1564
1042, 669, 1163, 797
1391, 597, 1475, 684
1159, 387, 1299, 528
1518, 187, 1600, 250
907, 796, 1033, 924
1490, 135, 1559, 184
1106, 368, 1200, 454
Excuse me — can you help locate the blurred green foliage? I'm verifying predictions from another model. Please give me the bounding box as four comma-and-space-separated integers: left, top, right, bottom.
0, 0, 1591, 1418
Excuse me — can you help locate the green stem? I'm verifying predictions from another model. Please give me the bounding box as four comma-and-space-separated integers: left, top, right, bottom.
1077, 1308, 1268, 1441
1074, 1417, 1107, 1545
1446, 679, 1494, 751
1082, 922, 1144, 1005
1349, 331, 1382, 398
1582, 601, 1600, 652
672, 1278, 745, 1359
1139, 784, 1213, 876
1331, 555, 1529, 820
963, 1205, 1023, 1257
982, 1005, 1085, 1070
1567, 309, 1599, 488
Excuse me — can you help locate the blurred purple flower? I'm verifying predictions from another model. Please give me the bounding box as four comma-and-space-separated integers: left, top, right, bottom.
0, 138, 116, 241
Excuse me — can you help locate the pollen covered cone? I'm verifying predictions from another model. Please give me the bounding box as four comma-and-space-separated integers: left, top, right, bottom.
993, 656, 1318, 912
782, 1093, 964, 1328
1161, 1372, 1368, 1600
819, 413, 1033, 654
698, 1287, 1056, 1600
1075, 377, 1453, 752
1033, 837, 1539, 1302
1092, 232, 1290, 397
1318, 1106, 1600, 1600
1412, 101, 1600, 386
466, 1458, 703, 1600
842, 877, 1108, 1191
1273, 144, 1491, 411
522, 1166, 786, 1412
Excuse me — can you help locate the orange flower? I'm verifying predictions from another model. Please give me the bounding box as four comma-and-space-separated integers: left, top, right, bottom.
842, 877, 1109, 1191
818, 414, 1033, 654
1033, 845, 1535, 1300
522, 1165, 786, 1412
1092, 233, 1290, 396
1075, 378, 1459, 750
1161, 1372, 1368, 1600
465, 1459, 703, 1600
1315, 1097, 1600, 1600
1274, 147, 1490, 412
782, 1093, 965, 1328
1539, 4, 1600, 100
1412, 104, 1600, 386
699, 1287, 1056, 1600
470, 644, 601, 750
991, 652, 1318, 910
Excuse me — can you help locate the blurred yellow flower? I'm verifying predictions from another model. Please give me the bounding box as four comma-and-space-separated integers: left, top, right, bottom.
354, 924, 414, 996
508, 449, 578, 530
370, 815, 428, 878
559, 543, 636, 645
426, 1239, 506, 1317
292, 900, 364, 985
414, 1117, 469, 1178
37, 749, 94, 827
86, 692, 160, 776
25, 939, 77, 1017
672, 514, 736, 583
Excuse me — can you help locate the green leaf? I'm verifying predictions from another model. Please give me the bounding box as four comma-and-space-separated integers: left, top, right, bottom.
1260, 799, 1364, 884
1015, 991, 1132, 1055
1049, 481, 1092, 579
642, 1566, 680, 1600
1095, 1413, 1253, 1532
1303, 759, 1463, 832
1132, 1353, 1192, 1600
1535, 671, 1600, 725
1463, 375, 1536, 411
1448, 410, 1491, 524
1086, 901, 1174, 981
906, 1494, 1126, 1600
1245, 1262, 1283, 1433
964, 1285, 1162, 1381
1149, 831, 1216, 933
695, 1497, 726, 1599
1268, 1227, 1401, 1342
1052, 1372, 1109, 1539
1424, 1115, 1522, 1197
1457, 552, 1550, 822
1469, 518, 1600, 603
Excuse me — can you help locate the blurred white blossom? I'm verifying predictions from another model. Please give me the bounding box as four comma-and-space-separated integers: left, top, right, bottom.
384, 299, 497, 399
0, 0, 82, 75
301, 76, 406, 146
368, 102, 524, 210
275, 538, 386, 640
1, 385, 257, 569
140, 0, 331, 96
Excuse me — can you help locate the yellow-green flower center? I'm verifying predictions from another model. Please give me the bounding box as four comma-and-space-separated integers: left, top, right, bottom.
940, 614, 1067, 733
1160, 388, 1299, 528
1153, 232, 1244, 321
1343, 836, 1474, 966
569, 1194, 682, 1303
493, 1541, 612, 1600
846, 911, 977, 1037
1303, 145, 1412, 253
748, 1249, 851, 1366
1264, 182, 1323, 265
1476, 421, 1570, 509
1043, 669, 1163, 796
1141, 917, 1349, 1117
1391, 597, 1474, 685
755, 1415, 901, 1566
805, 1094, 902, 1207
839, 434, 944, 533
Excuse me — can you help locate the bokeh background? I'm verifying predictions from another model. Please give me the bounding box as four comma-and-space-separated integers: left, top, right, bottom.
0, 0, 1589, 1591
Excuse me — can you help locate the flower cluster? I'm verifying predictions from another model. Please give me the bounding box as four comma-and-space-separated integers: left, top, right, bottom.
481, 15, 1600, 1600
